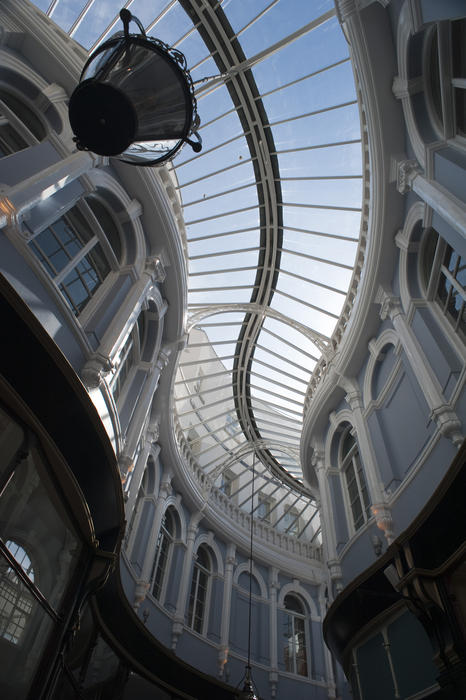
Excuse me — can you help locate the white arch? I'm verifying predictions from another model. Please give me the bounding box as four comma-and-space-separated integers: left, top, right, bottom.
324, 409, 355, 468
278, 581, 319, 620
363, 329, 401, 408
163, 496, 187, 544
233, 561, 268, 599
187, 304, 330, 353
86, 169, 146, 273
193, 533, 224, 577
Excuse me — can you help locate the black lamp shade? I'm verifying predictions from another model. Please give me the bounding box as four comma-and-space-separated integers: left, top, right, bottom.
69, 25, 200, 166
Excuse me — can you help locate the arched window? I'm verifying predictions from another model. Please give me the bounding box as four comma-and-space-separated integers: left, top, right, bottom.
283, 594, 308, 676
187, 545, 211, 634
340, 427, 371, 532
422, 228, 465, 337
151, 509, 175, 601
0, 541, 34, 645
426, 18, 465, 140
28, 197, 121, 317
0, 88, 46, 156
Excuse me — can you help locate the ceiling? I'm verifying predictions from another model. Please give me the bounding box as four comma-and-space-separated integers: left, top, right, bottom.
34, 0, 364, 541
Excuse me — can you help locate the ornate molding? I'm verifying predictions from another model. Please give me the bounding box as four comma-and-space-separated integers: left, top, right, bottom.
396, 158, 421, 195
431, 405, 463, 447
145, 255, 166, 283
133, 580, 150, 610
81, 354, 113, 390
371, 503, 395, 544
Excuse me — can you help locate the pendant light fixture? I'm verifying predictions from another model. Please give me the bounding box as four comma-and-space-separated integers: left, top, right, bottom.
68, 8, 201, 166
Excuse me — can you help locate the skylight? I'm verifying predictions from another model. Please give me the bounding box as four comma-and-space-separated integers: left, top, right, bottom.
34, 0, 364, 542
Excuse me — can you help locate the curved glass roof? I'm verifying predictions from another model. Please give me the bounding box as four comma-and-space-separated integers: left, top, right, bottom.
34, 0, 363, 542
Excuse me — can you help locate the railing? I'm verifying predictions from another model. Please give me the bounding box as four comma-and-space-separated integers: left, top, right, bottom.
173, 419, 323, 563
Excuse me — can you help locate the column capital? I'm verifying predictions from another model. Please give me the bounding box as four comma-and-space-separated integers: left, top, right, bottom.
371, 503, 395, 544
80, 353, 113, 390
431, 405, 463, 447
376, 287, 403, 322
146, 419, 160, 445
396, 158, 421, 195
133, 580, 150, 610
345, 387, 363, 412
311, 448, 325, 471
144, 256, 166, 282
118, 455, 134, 486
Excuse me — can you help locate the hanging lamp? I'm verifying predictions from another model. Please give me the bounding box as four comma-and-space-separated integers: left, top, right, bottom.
68, 8, 202, 166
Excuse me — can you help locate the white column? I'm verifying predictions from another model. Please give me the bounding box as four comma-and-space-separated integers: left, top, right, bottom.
81, 261, 167, 390
340, 377, 385, 505
319, 584, 337, 699
312, 447, 338, 564
0, 150, 104, 229
268, 567, 279, 699
397, 159, 466, 238
125, 421, 160, 521
378, 288, 463, 446
313, 447, 343, 594
122, 345, 171, 456
218, 543, 236, 677
171, 512, 202, 650
133, 469, 173, 609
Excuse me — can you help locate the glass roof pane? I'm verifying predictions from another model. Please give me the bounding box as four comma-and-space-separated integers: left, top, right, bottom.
261, 62, 357, 124
278, 142, 363, 179
269, 102, 361, 150
127, 0, 175, 33
252, 16, 348, 93
283, 205, 361, 238
225, 0, 334, 57
71, 0, 123, 49
50, 0, 88, 33
175, 29, 211, 67
281, 178, 363, 210
185, 209, 260, 238
145, 2, 193, 44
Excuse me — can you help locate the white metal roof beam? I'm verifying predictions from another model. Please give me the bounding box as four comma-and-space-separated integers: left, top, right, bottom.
174, 369, 231, 385
189, 247, 262, 260
252, 357, 309, 385
283, 224, 358, 243
188, 226, 261, 242
279, 267, 348, 296
273, 138, 361, 155
258, 57, 350, 100
273, 288, 339, 319
259, 328, 320, 361
249, 371, 307, 397
278, 247, 354, 271
183, 182, 258, 208
189, 265, 261, 276
266, 99, 358, 129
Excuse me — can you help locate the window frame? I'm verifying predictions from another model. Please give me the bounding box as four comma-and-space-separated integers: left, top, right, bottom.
282, 594, 309, 678
27, 196, 122, 321
424, 19, 466, 147
422, 227, 466, 340
150, 509, 175, 604
339, 427, 371, 534
0, 87, 45, 157
187, 545, 212, 636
